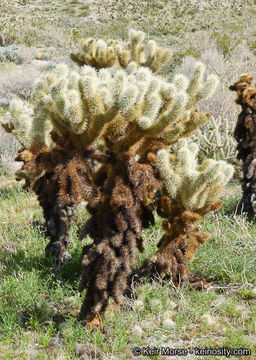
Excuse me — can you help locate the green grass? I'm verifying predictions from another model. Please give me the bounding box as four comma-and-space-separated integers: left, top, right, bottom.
0, 175, 255, 359
1, 0, 256, 358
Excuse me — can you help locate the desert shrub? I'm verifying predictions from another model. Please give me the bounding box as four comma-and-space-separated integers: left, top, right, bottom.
0, 126, 19, 165
174, 40, 256, 164
0, 63, 44, 101
0, 45, 22, 64
175, 41, 256, 120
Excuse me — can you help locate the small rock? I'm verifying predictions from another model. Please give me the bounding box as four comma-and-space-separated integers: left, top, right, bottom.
0, 97, 9, 106
133, 299, 144, 311
169, 300, 177, 310
132, 325, 144, 338
58, 322, 73, 337
211, 295, 226, 308
162, 318, 175, 329
63, 296, 77, 306
141, 320, 153, 331
149, 299, 162, 313
162, 310, 175, 319
46, 336, 64, 356
58, 321, 68, 332
2, 161, 22, 176
2, 242, 18, 254
252, 288, 256, 296
74, 343, 104, 360
201, 314, 218, 331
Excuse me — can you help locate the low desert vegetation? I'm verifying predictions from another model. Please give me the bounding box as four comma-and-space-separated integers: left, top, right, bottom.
0, 1, 256, 359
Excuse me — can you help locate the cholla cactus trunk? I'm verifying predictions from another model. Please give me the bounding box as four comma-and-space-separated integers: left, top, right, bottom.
137, 198, 218, 286
230, 75, 256, 216
79, 152, 159, 321
17, 141, 102, 264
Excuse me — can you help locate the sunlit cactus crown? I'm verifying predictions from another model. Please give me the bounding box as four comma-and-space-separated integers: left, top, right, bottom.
3, 61, 218, 152
70, 29, 173, 73
157, 139, 234, 211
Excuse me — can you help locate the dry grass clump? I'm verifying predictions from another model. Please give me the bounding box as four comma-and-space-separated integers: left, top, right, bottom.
0, 126, 20, 165
175, 38, 256, 163
0, 63, 43, 101
176, 40, 256, 121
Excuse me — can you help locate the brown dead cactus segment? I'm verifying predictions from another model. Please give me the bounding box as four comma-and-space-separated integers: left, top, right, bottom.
79, 152, 159, 321
136, 201, 211, 287
18, 142, 101, 264
230, 74, 256, 216
135, 140, 233, 286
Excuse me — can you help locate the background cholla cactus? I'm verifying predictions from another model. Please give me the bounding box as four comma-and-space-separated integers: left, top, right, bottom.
70, 29, 173, 73
193, 115, 237, 164
229, 74, 256, 216
137, 139, 234, 286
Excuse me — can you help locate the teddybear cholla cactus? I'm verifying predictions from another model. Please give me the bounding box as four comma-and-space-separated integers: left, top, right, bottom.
71, 29, 173, 73
1, 30, 219, 320
137, 139, 234, 285
193, 115, 237, 164
230, 74, 256, 216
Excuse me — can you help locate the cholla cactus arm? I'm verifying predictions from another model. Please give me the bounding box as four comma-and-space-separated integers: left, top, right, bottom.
136, 140, 233, 286
187, 63, 219, 108
0, 98, 53, 148
187, 62, 205, 99
156, 149, 181, 197
157, 140, 234, 212
129, 29, 145, 64
0, 98, 33, 147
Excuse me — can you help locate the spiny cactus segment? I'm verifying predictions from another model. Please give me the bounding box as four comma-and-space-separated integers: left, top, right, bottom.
157, 139, 234, 211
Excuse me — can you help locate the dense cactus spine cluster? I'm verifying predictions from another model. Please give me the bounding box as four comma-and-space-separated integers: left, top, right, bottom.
230, 74, 256, 215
